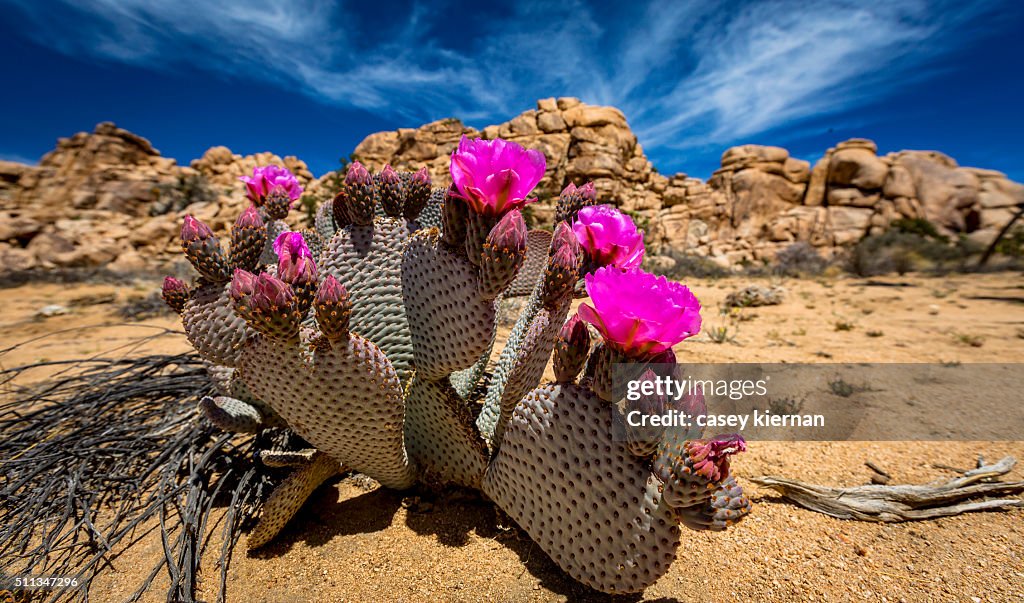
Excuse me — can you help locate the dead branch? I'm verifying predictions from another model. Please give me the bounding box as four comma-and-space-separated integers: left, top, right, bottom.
750, 456, 1024, 522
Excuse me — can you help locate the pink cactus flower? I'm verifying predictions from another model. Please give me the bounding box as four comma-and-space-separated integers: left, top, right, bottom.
239, 165, 304, 205
274, 231, 317, 285
577, 267, 702, 358
449, 135, 546, 217
572, 205, 645, 270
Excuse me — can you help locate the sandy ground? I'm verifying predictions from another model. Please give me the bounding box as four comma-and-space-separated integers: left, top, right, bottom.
2, 272, 1023, 602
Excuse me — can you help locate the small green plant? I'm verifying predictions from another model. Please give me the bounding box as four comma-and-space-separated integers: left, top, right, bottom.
769, 397, 803, 415
952, 332, 984, 347
834, 320, 855, 332
829, 378, 855, 397
705, 324, 736, 344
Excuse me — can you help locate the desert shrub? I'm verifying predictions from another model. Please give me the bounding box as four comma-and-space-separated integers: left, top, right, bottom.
645, 247, 729, 279
151, 173, 217, 216
845, 227, 974, 277
772, 242, 827, 277
994, 225, 1024, 258
890, 217, 950, 242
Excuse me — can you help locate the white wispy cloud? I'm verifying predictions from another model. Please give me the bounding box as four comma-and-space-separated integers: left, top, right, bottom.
2, 0, 1008, 161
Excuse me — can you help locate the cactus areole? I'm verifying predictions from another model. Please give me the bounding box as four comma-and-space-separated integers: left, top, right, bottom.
165, 145, 750, 594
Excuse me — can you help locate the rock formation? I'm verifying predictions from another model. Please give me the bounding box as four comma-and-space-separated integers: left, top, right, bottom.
1, 104, 1021, 277
353, 99, 1024, 268
0, 123, 313, 275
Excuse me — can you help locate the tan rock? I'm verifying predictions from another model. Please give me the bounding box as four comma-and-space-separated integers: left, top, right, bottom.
561, 105, 628, 129
828, 207, 873, 245
536, 98, 558, 112
498, 111, 539, 138
883, 164, 915, 198
536, 111, 567, 133
827, 148, 888, 190
721, 145, 788, 167
557, 97, 582, 110
804, 156, 830, 206
835, 138, 878, 153
827, 187, 881, 208
895, 153, 979, 230
0, 213, 42, 243
783, 157, 811, 184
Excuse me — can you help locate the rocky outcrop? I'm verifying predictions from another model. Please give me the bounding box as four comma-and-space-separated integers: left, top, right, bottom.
2, 105, 1021, 277
354, 99, 1024, 267
0, 123, 313, 275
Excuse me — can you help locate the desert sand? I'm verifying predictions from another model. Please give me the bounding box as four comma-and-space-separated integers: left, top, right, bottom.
2, 272, 1023, 602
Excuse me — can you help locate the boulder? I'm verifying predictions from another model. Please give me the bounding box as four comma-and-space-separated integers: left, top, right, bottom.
827, 148, 888, 190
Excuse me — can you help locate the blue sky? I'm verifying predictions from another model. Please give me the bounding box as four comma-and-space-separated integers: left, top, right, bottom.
1, 0, 1022, 181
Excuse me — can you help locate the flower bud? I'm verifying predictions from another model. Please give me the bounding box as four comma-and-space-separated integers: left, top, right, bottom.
404, 166, 432, 219
181, 215, 213, 243
553, 313, 591, 382
378, 164, 404, 217
161, 276, 190, 314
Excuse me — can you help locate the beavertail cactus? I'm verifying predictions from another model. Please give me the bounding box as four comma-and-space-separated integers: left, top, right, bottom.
164, 141, 751, 594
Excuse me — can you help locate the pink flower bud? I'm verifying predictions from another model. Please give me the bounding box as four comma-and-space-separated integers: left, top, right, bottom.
162, 276, 187, 297
688, 435, 747, 482
379, 164, 399, 184
315, 274, 347, 305
412, 166, 431, 186
180, 215, 213, 243
235, 205, 264, 229
274, 231, 317, 286
550, 222, 581, 256
346, 161, 372, 187
229, 269, 257, 301
578, 181, 596, 204
488, 209, 527, 251
252, 272, 294, 312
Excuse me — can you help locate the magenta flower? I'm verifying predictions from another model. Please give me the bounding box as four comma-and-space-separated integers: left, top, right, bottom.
239, 165, 303, 205
572, 205, 644, 270
273, 231, 317, 285
577, 267, 702, 358
449, 135, 546, 217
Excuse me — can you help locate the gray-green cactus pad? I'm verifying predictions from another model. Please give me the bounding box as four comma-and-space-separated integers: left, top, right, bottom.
237, 333, 416, 489
483, 383, 682, 593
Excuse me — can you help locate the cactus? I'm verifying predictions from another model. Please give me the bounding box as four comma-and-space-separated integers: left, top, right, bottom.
163, 138, 751, 594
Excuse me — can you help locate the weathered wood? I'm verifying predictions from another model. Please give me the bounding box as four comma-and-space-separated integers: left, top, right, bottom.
751, 456, 1024, 522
